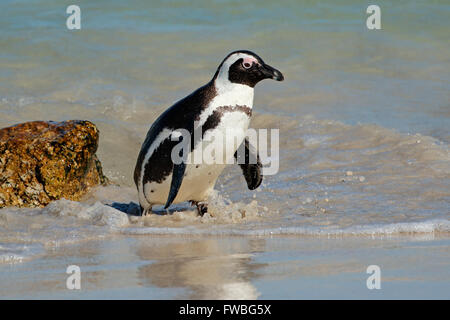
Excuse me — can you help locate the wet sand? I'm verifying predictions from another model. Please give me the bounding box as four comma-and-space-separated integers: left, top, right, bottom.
1, 234, 449, 299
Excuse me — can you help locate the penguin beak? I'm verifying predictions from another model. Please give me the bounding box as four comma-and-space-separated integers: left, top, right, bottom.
260, 63, 284, 81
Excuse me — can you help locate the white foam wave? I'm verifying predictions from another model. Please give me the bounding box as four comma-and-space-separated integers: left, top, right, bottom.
43, 199, 130, 228
121, 219, 450, 237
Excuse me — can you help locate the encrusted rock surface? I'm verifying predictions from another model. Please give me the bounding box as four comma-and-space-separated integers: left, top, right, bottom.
0, 120, 107, 208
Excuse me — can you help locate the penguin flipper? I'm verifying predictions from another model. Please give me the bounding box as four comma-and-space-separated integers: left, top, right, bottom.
240, 162, 263, 190
164, 162, 186, 209
234, 138, 263, 190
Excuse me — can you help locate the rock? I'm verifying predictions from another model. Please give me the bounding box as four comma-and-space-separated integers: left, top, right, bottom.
0, 120, 108, 208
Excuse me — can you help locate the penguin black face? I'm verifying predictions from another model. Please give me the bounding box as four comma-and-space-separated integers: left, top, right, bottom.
214, 50, 284, 88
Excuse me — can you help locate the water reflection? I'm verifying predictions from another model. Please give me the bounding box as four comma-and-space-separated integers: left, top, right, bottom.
136, 237, 266, 299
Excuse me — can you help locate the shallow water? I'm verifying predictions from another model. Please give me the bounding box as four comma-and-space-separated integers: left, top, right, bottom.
0, 0, 449, 298
1, 235, 449, 299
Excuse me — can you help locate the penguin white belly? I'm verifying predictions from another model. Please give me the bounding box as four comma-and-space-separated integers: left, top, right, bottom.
143, 111, 250, 205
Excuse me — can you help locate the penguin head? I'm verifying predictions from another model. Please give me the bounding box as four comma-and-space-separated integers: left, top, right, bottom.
213, 50, 284, 88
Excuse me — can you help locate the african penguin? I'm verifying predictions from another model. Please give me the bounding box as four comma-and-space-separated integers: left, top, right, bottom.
134, 50, 284, 216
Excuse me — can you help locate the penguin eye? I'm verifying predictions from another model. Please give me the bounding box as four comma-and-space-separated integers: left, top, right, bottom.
242, 62, 252, 69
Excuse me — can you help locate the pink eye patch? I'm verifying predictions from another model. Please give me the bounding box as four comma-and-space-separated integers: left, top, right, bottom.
242, 56, 258, 69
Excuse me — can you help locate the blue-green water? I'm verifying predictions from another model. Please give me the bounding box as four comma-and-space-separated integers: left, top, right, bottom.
1, 0, 449, 139
1, 0, 449, 227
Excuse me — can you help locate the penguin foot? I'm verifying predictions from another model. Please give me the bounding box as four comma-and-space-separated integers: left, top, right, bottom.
140, 205, 152, 216
197, 203, 208, 216
191, 201, 208, 217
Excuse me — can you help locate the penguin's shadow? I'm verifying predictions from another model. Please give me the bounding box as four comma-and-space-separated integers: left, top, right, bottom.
107, 201, 193, 216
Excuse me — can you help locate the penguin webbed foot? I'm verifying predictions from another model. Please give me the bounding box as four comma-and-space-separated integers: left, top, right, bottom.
190, 201, 208, 217
140, 205, 152, 216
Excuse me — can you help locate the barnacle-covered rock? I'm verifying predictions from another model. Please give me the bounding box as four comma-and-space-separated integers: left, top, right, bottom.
0, 120, 107, 208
